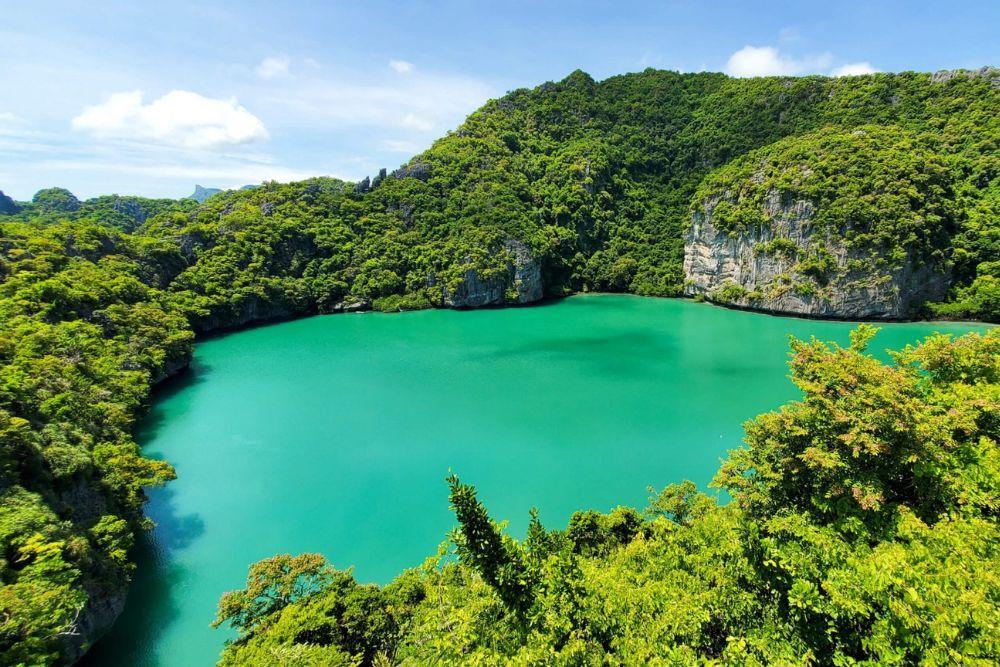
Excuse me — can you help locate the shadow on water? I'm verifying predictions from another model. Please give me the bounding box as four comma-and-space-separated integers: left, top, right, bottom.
81, 364, 209, 667
79, 485, 206, 667
136, 362, 211, 437
476, 330, 675, 376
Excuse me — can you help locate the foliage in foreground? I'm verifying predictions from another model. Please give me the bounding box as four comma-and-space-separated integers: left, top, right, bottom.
215, 327, 1000, 666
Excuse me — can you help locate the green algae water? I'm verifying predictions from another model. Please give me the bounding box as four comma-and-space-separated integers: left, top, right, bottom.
83, 296, 990, 666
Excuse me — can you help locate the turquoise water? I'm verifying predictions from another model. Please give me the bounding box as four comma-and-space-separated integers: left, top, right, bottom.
82, 296, 990, 666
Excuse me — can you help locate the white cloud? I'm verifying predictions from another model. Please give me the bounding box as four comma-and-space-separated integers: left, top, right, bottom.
389, 59, 415, 74
830, 62, 879, 77
0, 129, 329, 199
725, 46, 833, 77
257, 56, 291, 79
725, 45, 876, 78
71, 90, 268, 148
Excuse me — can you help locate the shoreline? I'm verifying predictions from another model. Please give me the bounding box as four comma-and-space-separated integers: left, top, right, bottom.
166, 292, 995, 356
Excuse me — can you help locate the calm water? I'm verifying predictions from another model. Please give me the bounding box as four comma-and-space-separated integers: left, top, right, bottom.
82, 296, 990, 666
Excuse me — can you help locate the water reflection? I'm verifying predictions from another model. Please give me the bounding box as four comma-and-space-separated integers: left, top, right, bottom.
80, 485, 205, 665
80, 367, 208, 666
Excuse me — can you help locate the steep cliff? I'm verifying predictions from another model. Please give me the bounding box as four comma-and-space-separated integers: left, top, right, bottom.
684, 190, 949, 318
443, 240, 543, 307
683, 126, 955, 319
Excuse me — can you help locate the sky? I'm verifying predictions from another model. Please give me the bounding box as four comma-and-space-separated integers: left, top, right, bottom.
1, 1, 998, 200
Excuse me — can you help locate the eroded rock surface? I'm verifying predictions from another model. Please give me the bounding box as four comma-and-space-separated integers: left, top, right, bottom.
444, 240, 543, 308
684, 190, 949, 319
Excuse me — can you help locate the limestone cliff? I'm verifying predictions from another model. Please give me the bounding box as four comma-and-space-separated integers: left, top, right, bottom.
683, 126, 956, 320
189, 294, 303, 334
54, 479, 130, 663
443, 240, 543, 308
684, 190, 949, 319
189, 184, 223, 203
61, 578, 128, 664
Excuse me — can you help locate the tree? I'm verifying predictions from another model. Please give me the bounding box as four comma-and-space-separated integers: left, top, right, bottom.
716, 325, 1000, 538
447, 473, 536, 614
213, 554, 333, 635
645, 480, 716, 526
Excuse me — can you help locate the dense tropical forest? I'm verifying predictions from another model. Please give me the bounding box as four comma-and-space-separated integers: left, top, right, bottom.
1, 66, 999, 665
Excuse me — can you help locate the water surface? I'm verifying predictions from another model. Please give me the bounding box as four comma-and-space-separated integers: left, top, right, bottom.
83, 296, 990, 666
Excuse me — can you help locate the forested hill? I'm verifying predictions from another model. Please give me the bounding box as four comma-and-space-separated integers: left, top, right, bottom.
1, 67, 999, 665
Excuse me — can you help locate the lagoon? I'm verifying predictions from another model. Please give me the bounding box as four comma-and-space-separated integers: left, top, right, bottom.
82, 295, 990, 666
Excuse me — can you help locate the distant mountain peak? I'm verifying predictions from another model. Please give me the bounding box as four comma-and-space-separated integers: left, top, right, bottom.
189, 184, 223, 203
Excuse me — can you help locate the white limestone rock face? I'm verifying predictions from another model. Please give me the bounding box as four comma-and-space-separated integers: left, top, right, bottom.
443, 240, 543, 308
683, 190, 949, 319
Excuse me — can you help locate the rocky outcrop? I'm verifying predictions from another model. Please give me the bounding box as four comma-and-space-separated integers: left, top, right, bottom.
189, 185, 223, 203
152, 354, 192, 384
930, 66, 1000, 88
0, 190, 18, 214
52, 479, 128, 663
33, 187, 80, 212
443, 240, 543, 308
391, 159, 432, 182
331, 299, 371, 313
110, 197, 149, 231
61, 579, 128, 664
683, 190, 949, 319
190, 295, 303, 334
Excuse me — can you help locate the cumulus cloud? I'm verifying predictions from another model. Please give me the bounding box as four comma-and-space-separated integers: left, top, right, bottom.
725, 46, 833, 77
71, 90, 268, 148
830, 62, 879, 77
389, 59, 415, 74
725, 45, 876, 78
257, 56, 291, 79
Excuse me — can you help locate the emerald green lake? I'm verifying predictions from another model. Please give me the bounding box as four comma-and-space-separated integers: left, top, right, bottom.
82, 295, 990, 666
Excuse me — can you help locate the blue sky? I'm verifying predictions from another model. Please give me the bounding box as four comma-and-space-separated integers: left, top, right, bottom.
2, 1, 998, 200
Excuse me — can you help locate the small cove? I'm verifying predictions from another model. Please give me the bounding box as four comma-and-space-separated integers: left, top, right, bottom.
82, 295, 992, 666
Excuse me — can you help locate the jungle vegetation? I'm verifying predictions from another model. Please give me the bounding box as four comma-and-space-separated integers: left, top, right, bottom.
0, 66, 998, 665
